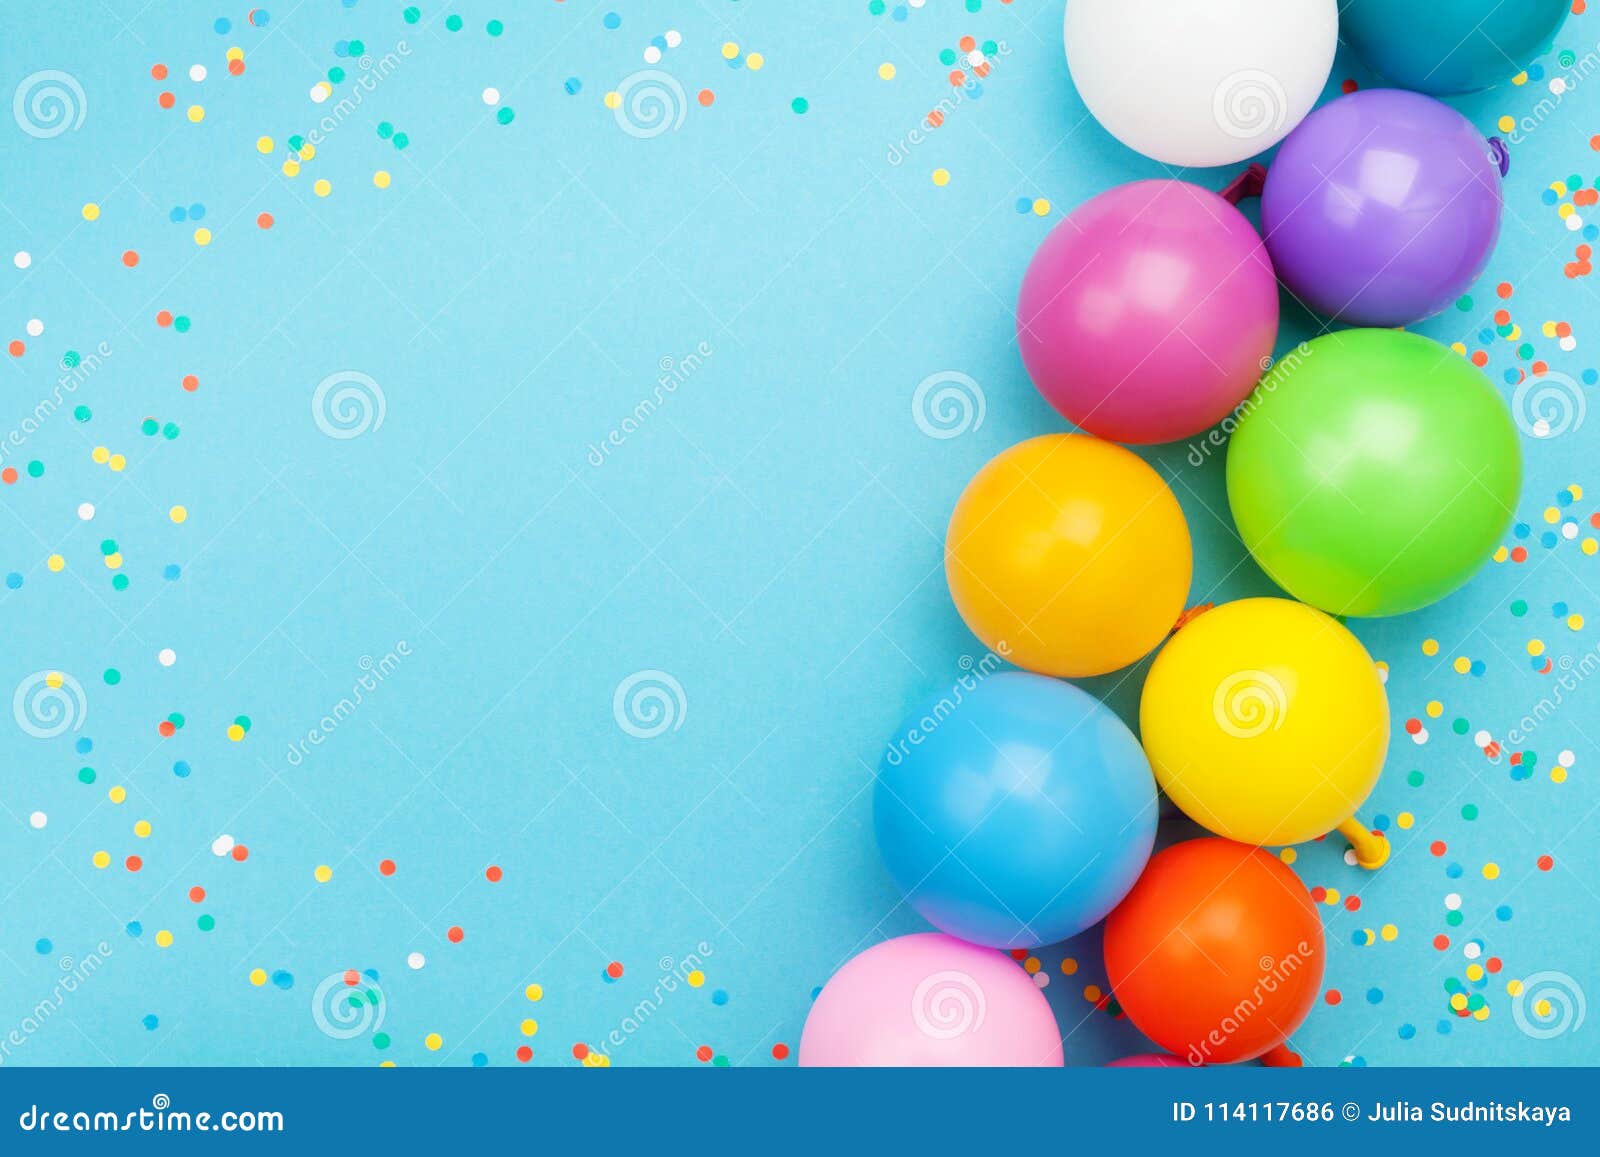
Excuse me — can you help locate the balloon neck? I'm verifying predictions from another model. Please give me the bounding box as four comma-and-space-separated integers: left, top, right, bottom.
1336, 817, 1390, 871
1220, 163, 1267, 206
1259, 1042, 1303, 1068
1489, 136, 1510, 178
1171, 603, 1214, 633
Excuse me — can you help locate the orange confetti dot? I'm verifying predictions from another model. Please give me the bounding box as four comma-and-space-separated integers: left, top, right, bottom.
188, 886, 205, 902
926, 109, 945, 128
256, 212, 274, 229
515, 1045, 532, 1062
572, 1043, 589, 1060
125, 856, 142, 872
695, 1045, 712, 1062
771, 1042, 790, 1060
156, 310, 173, 327
231, 844, 249, 862
1496, 282, 1513, 299
7, 340, 23, 357
122, 250, 139, 267
151, 64, 168, 80
343, 969, 360, 986
228, 59, 245, 76
1, 468, 16, 485
1538, 853, 1554, 870
1433, 934, 1450, 950
947, 70, 965, 86
1430, 840, 1447, 856
447, 925, 464, 943
157, 720, 176, 737
606, 961, 624, 979
698, 89, 714, 106
485, 865, 503, 882
181, 374, 199, 391
158, 92, 175, 109
379, 858, 396, 876
1325, 989, 1341, 1005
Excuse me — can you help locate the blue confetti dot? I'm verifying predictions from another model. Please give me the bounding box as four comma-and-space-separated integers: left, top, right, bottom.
214, 17, 231, 34
1366, 987, 1383, 1004
35, 938, 51, 955
564, 77, 582, 95
1554, 601, 1569, 615
603, 12, 620, 29
188, 203, 205, 221
471, 1051, 488, 1067
250, 9, 270, 27
892, 4, 909, 21
650, 34, 667, 49
334, 40, 349, 57
75, 737, 92, 754
173, 760, 191, 778
1585, 368, 1599, 385
170, 206, 188, 222
1543, 189, 1560, 205
1446, 861, 1463, 878
5, 572, 21, 589
271, 970, 294, 990
1015, 197, 1032, 214
1436, 1019, 1453, 1035
142, 1014, 159, 1030
126, 921, 143, 938
1496, 904, 1513, 921
1372, 813, 1390, 832
164, 564, 181, 580
1514, 522, 1530, 539
712, 989, 729, 1005
1398, 1023, 1416, 1040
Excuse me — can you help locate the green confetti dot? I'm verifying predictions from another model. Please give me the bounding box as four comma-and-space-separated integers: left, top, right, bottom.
197, 914, 215, 932
982, 40, 999, 55
373, 1032, 391, 1049
234, 715, 252, 732
61, 350, 81, 368
868, 0, 885, 14
403, 6, 421, 23
1461, 803, 1479, 820
1446, 910, 1463, 926
26, 460, 42, 478
965, 0, 981, 10
162, 423, 180, 440
938, 48, 957, 66
1455, 295, 1473, 311
100, 539, 118, 556
496, 107, 514, 125
77, 767, 96, 784
73, 405, 91, 422
487, 19, 504, 36
112, 574, 129, 591
173, 316, 191, 333
1511, 598, 1528, 616
288, 135, 305, 151
1524, 750, 1538, 767
347, 39, 365, 56
328, 67, 346, 84
1407, 770, 1424, 787
791, 97, 808, 114
377, 121, 394, 139
712, 1054, 730, 1067
142, 418, 159, 436
169, 713, 186, 729
393, 132, 410, 149
1452, 717, 1468, 734
103, 669, 120, 685
445, 14, 462, 31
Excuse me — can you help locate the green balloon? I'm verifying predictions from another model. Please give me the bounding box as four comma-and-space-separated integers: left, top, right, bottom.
1227, 329, 1521, 617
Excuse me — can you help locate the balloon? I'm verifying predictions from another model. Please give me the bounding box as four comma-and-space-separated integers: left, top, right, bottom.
798, 933, 1064, 1066
1106, 1053, 1189, 1068
874, 671, 1157, 948
1262, 90, 1503, 326
1139, 598, 1390, 867
1104, 839, 1324, 1066
1227, 329, 1521, 617
1063, 0, 1336, 167
1340, 0, 1570, 94
1017, 180, 1278, 444
946, 435, 1191, 677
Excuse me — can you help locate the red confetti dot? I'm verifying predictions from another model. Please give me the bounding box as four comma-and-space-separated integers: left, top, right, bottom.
188, 886, 205, 902
181, 374, 199, 392
1340, 78, 1358, 94
1432, 934, 1450, 951
1344, 895, 1361, 911
256, 212, 273, 229
343, 969, 360, 986
228, 59, 245, 76
1404, 717, 1422, 735
231, 844, 249, 862
697, 89, 714, 107
379, 859, 396, 876
1009, 948, 1027, 961
1430, 840, 1447, 856
771, 1043, 790, 1060
571, 1043, 589, 1060
1538, 854, 1554, 871
605, 961, 624, 979
125, 856, 142, 872
151, 64, 168, 80
1510, 547, 1527, 563
447, 925, 464, 943
1487, 957, 1503, 973
485, 865, 502, 883
1324, 989, 1341, 1005
122, 250, 139, 267
156, 310, 173, 327
1310, 886, 1327, 903
695, 1045, 712, 1062
158, 92, 175, 109
6, 340, 22, 357
515, 1045, 532, 1063
157, 720, 176, 737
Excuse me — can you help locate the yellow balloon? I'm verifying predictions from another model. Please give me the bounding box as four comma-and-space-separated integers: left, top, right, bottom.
945, 434, 1192, 677
1139, 597, 1391, 868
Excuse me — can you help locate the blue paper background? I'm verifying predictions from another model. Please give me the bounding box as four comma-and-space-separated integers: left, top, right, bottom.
0, 1, 1595, 1067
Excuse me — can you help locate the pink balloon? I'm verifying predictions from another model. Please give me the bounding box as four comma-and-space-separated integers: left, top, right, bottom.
1016, 180, 1278, 445
1107, 1053, 1190, 1068
799, 933, 1063, 1066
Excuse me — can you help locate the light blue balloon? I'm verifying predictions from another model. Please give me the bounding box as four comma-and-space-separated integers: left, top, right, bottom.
873, 671, 1156, 949
1340, 0, 1569, 94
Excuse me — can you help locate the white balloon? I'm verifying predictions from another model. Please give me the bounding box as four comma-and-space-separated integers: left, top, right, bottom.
1064, 0, 1337, 168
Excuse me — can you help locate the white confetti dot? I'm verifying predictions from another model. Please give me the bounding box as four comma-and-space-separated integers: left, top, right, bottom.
76, 502, 94, 520
311, 83, 329, 103
407, 952, 426, 970
1559, 749, 1576, 767
664, 29, 682, 48
1409, 726, 1429, 744
211, 834, 235, 857
1032, 971, 1048, 988
25, 319, 43, 337
1464, 942, 1482, 960
1445, 893, 1461, 910
1473, 729, 1492, 747
1343, 848, 1358, 866
1563, 521, 1579, 539
1560, 335, 1577, 352
482, 87, 500, 105
158, 648, 176, 667
643, 45, 661, 64
29, 811, 47, 829
1567, 214, 1584, 231
190, 64, 207, 82
13, 251, 31, 270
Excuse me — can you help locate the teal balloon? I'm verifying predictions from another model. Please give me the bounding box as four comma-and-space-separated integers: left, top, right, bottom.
1340, 0, 1570, 94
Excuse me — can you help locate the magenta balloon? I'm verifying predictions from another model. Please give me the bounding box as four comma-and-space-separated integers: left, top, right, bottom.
1017, 180, 1278, 445
1261, 89, 1503, 325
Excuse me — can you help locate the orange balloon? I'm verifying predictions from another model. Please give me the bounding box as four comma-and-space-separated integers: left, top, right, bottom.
1103, 839, 1324, 1065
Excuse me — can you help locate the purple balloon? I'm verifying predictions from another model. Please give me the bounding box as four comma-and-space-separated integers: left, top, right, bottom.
1261, 89, 1503, 326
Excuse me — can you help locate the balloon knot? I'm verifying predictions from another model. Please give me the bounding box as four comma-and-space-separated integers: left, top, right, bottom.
1172, 603, 1214, 633
1488, 136, 1510, 179
1220, 163, 1267, 205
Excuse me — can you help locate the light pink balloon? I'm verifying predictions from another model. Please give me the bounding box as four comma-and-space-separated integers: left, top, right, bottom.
1016, 179, 1278, 445
1107, 1052, 1190, 1068
798, 933, 1063, 1066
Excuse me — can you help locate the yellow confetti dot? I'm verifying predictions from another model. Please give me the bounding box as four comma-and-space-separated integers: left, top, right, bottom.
313, 179, 332, 197
314, 864, 333, 883
1507, 979, 1524, 996
299, 144, 315, 161
1497, 115, 1515, 132
1571, 485, 1584, 501
1473, 1007, 1490, 1022
82, 202, 100, 221
1569, 614, 1584, 630
170, 505, 187, 524
1397, 812, 1413, 829
1421, 638, 1439, 656
1450, 992, 1468, 1011
227, 723, 245, 742
1513, 71, 1529, 86
604, 91, 621, 110
1552, 766, 1568, 783
187, 105, 205, 123
1585, 538, 1599, 556
424, 1033, 443, 1051
1279, 847, 1297, 865
1453, 656, 1470, 673
1357, 928, 1375, 946
282, 159, 301, 178
1082, 984, 1101, 1002
1544, 506, 1561, 524
877, 62, 895, 80
92, 446, 110, 464
155, 930, 173, 948
227, 48, 245, 63
92, 850, 110, 869
249, 968, 268, 986
1483, 862, 1500, 879
1542, 321, 1559, 338
256, 135, 274, 154
1426, 700, 1443, 717
108, 786, 126, 804
1466, 963, 1485, 981
520, 1019, 539, 1037
1324, 887, 1340, 905
1528, 639, 1545, 656
525, 984, 543, 1001
1494, 545, 1510, 562
1450, 341, 1467, 355
1032, 198, 1050, 216
379, 1060, 396, 1068
374, 170, 392, 189
1380, 923, 1398, 941
686, 970, 705, 987
746, 52, 764, 71
47, 554, 64, 572
194, 228, 211, 246
1060, 957, 1078, 976
109, 454, 126, 472
1535, 998, 1553, 1017
932, 168, 950, 187
1559, 203, 1576, 220
104, 552, 122, 569
721, 41, 740, 60
134, 819, 152, 838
